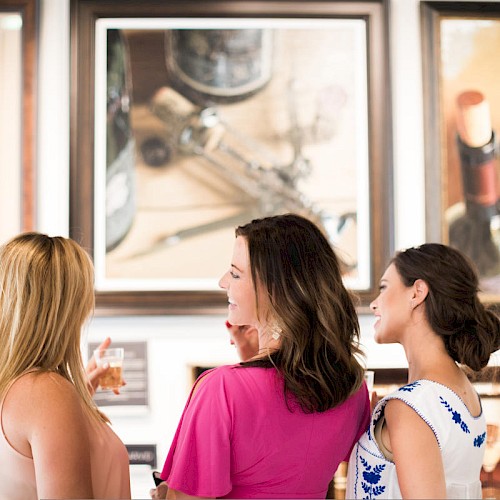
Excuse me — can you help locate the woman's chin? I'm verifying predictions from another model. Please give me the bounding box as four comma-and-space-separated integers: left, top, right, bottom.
373, 329, 385, 344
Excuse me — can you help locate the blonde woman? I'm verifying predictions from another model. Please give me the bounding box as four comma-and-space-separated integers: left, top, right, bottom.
0, 232, 131, 499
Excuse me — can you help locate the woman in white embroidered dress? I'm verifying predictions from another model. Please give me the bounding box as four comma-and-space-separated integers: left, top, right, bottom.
347, 243, 500, 499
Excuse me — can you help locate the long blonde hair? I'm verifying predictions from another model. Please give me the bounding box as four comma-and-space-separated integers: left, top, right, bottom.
0, 232, 108, 423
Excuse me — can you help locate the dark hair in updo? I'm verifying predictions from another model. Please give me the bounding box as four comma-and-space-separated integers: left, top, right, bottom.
392, 243, 500, 371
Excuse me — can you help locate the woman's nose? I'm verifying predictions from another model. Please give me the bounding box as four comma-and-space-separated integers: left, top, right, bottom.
219, 271, 228, 289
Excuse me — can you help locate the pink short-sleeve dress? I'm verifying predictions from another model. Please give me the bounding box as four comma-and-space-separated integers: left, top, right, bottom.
161, 364, 370, 498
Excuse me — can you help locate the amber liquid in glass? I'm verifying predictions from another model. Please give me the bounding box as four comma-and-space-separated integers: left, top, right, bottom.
99, 365, 122, 389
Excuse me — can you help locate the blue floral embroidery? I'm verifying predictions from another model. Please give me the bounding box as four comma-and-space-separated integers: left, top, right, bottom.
474, 432, 486, 448
439, 396, 470, 434
360, 456, 386, 499
399, 381, 421, 392
367, 423, 372, 441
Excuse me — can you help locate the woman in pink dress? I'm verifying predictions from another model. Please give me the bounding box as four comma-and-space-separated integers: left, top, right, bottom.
153, 213, 371, 499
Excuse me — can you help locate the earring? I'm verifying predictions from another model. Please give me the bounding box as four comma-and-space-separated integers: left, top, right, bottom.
271, 324, 282, 340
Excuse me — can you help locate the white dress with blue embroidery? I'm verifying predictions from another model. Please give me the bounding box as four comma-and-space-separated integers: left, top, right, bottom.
346, 380, 486, 499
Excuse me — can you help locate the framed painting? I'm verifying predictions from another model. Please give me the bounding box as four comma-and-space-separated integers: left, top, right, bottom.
0, 0, 37, 243
422, 1, 500, 303
70, 0, 392, 315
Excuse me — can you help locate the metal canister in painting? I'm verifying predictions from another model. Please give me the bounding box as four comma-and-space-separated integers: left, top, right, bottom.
164, 28, 274, 105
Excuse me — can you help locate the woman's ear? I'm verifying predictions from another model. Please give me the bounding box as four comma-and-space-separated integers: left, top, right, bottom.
412, 278, 429, 307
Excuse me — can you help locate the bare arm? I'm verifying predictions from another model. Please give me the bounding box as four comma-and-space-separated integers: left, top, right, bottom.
385, 398, 446, 499
150, 481, 169, 499
151, 482, 213, 499
4, 372, 94, 499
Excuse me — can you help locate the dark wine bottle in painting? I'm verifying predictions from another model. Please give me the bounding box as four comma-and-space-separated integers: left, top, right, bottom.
105, 29, 136, 252
449, 90, 500, 277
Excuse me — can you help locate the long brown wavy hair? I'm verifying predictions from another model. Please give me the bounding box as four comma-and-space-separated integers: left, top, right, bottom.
236, 213, 366, 413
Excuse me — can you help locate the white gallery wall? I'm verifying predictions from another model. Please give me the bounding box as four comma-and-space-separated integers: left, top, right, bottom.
35, 1, 499, 497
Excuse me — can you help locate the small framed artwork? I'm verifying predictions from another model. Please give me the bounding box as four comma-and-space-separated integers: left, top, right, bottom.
422, 2, 500, 303
88, 341, 149, 409
70, 0, 392, 315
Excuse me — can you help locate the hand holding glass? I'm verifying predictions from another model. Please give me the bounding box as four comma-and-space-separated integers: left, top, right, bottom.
93, 347, 124, 390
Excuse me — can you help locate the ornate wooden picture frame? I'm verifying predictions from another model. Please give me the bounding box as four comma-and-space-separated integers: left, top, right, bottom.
70, 0, 392, 315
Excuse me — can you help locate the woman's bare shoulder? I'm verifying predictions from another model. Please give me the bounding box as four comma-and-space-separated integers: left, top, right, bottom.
8, 370, 79, 403
2, 371, 86, 457
4, 371, 85, 434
